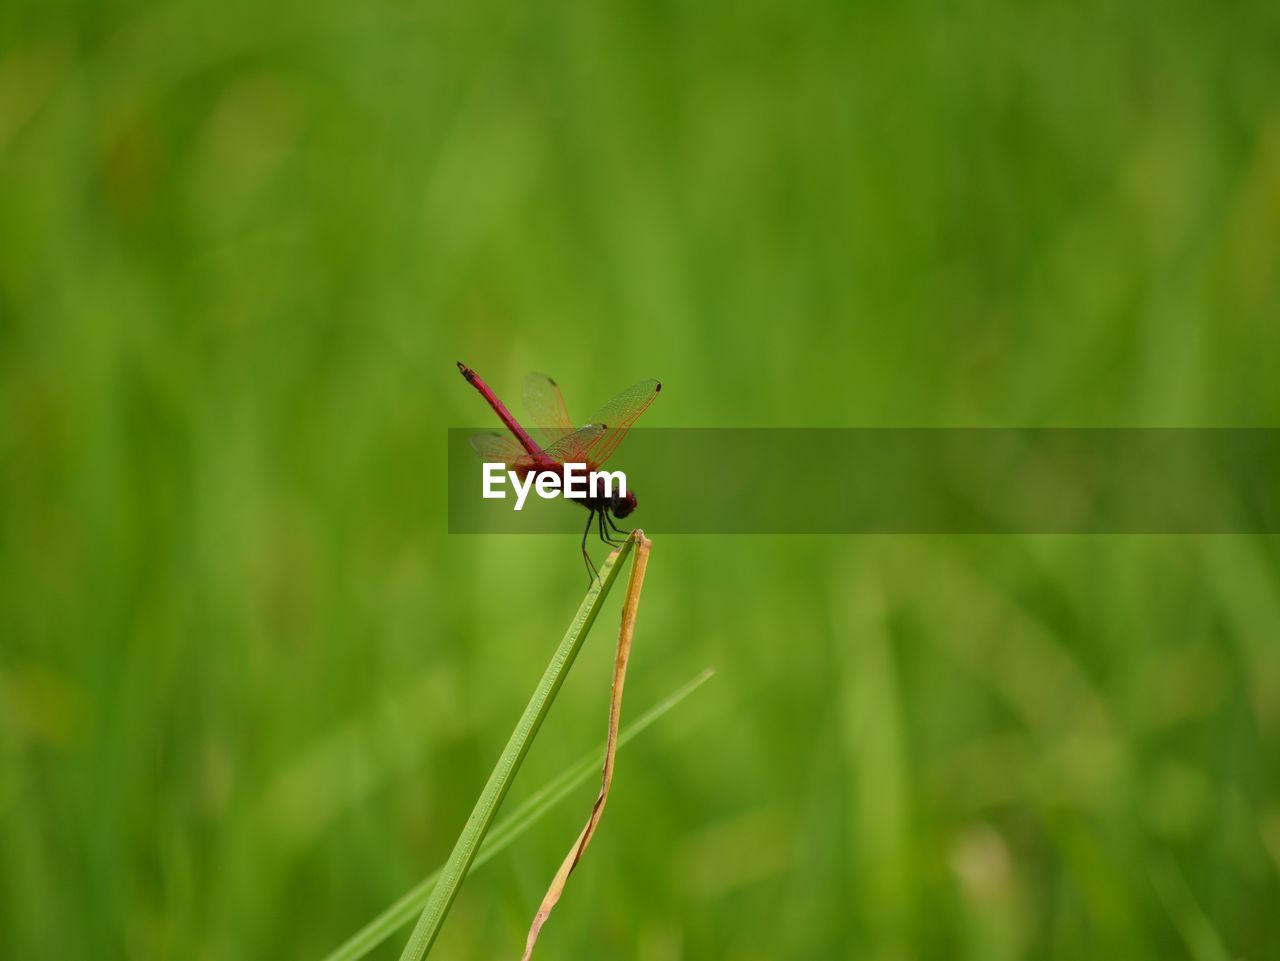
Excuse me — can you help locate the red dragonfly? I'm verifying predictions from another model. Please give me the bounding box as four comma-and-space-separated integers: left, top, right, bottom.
457, 362, 661, 580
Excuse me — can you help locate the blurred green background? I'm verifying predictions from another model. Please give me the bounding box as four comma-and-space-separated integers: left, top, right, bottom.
3, 0, 1280, 958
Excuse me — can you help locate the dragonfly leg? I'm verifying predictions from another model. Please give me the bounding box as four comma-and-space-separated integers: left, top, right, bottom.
597, 510, 623, 547
606, 513, 630, 538
581, 509, 599, 584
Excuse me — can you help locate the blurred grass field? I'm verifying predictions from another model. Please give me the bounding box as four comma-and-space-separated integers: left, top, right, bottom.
3, 0, 1280, 958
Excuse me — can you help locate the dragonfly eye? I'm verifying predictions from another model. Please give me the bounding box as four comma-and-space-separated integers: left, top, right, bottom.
611, 490, 637, 519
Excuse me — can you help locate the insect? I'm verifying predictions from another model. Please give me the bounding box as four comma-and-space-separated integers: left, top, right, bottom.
457, 362, 661, 581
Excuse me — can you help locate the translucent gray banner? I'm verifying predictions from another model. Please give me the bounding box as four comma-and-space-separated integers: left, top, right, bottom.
447, 428, 1280, 533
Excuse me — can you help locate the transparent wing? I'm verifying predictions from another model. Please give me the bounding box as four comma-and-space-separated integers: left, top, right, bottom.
470, 432, 537, 470
580, 378, 661, 467
523, 372, 574, 446
542, 423, 608, 467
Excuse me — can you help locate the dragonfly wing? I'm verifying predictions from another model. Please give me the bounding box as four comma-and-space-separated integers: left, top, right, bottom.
543, 422, 608, 467
580, 378, 661, 466
523, 372, 575, 446
470, 432, 537, 471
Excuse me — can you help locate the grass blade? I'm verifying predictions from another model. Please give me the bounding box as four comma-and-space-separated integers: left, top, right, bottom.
395, 537, 634, 961
321, 667, 714, 961
521, 531, 652, 958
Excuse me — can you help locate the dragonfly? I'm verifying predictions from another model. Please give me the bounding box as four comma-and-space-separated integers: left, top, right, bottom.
457, 362, 661, 581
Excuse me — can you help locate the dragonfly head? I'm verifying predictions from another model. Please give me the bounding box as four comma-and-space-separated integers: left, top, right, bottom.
611, 489, 638, 519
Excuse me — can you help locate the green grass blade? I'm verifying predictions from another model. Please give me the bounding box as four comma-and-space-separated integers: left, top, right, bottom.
321, 667, 714, 961
395, 539, 634, 961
